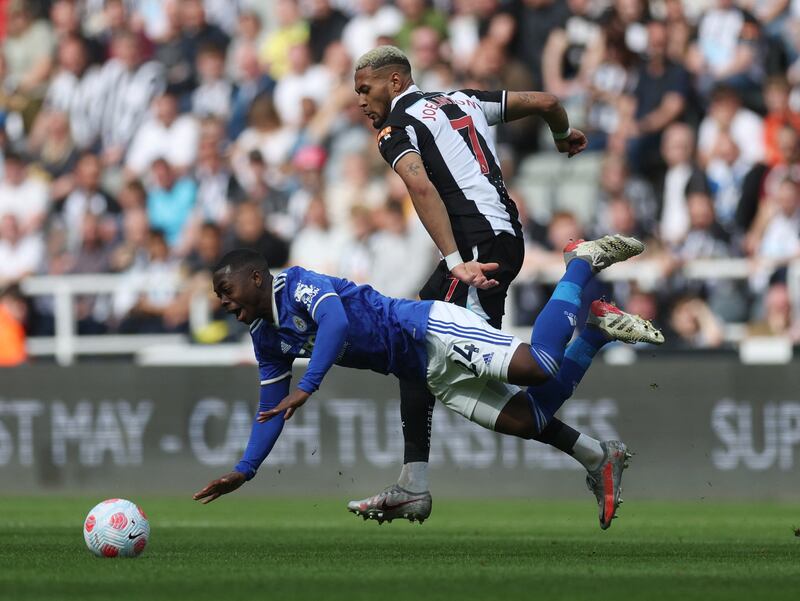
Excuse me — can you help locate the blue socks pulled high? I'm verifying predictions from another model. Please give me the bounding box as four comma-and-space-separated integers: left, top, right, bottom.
529, 258, 593, 377
526, 325, 610, 434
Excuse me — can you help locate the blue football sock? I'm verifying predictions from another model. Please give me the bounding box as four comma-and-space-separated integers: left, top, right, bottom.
526, 325, 609, 434
529, 258, 594, 377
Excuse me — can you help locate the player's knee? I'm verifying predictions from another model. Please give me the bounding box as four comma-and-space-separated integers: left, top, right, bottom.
507, 345, 552, 386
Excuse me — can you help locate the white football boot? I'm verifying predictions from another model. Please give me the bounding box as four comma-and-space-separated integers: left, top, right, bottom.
347, 485, 432, 525
563, 234, 645, 272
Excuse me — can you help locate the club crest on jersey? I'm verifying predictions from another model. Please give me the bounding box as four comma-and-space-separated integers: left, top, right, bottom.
377, 126, 393, 142
292, 315, 307, 331
482, 352, 494, 366
294, 282, 320, 311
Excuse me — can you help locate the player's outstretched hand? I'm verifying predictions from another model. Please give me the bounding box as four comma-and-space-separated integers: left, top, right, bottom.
555, 128, 588, 158
258, 389, 311, 423
451, 260, 500, 290
193, 471, 246, 504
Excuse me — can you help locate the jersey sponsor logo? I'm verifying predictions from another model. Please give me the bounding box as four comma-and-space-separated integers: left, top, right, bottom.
292, 316, 307, 331
294, 282, 320, 311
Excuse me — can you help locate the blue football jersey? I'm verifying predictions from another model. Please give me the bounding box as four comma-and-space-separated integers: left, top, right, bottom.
250, 267, 433, 388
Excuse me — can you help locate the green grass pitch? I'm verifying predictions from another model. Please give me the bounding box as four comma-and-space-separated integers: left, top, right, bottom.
1, 497, 798, 601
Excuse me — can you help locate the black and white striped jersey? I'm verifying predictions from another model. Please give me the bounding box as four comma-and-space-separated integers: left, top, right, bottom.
377, 85, 523, 251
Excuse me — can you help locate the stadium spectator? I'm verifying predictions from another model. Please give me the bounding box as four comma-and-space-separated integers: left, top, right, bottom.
698, 86, 765, 170
666, 294, 726, 349
705, 130, 750, 232
408, 25, 448, 92
658, 123, 710, 247
737, 123, 800, 233
0, 283, 27, 367
228, 44, 275, 140
585, 24, 636, 151
52, 152, 119, 253
95, 30, 165, 166
145, 157, 198, 250
541, 0, 601, 101
225, 201, 289, 269
289, 195, 344, 274
191, 45, 232, 119
620, 20, 690, 176
762, 75, 800, 166
513, 0, 570, 90
395, 0, 449, 52
27, 110, 79, 200
1, 0, 56, 126
746, 177, 800, 291
178, 0, 230, 72
225, 10, 264, 82
341, 0, 403, 61
259, 0, 309, 80
0, 214, 44, 286
155, 0, 196, 98
125, 92, 200, 177
307, 0, 349, 64
114, 228, 188, 333
273, 42, 333, 128
36, 34, 98, 149
0, 153, 49, 236
688, 0, 764, 103
746, 280, 800, 339
110, 206, 150, 272
369, 200, 436, 298
230, 94, 296, 191
594, 154, 658, 241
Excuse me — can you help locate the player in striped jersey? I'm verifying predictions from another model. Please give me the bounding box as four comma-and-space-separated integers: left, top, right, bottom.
351, 46, 631, 529
193, 236, 664, 529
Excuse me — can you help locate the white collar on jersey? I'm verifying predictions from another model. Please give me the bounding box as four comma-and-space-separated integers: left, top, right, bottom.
271, 281, 280, 327
390, 84, 421, 111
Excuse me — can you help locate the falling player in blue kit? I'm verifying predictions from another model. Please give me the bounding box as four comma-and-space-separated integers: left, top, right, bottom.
193, 235, 664, 526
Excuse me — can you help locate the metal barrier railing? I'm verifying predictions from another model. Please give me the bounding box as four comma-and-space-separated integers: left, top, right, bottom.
17, 258, 800, 365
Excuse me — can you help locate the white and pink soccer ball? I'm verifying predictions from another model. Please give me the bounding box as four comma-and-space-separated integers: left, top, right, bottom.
83, 499, 150, 558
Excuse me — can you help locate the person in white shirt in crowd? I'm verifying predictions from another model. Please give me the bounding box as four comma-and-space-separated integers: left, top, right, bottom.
704, 130, 751, 232
697, 85, 765, 169
659, 123, 710, 247
289, 196, 346, 275
324, 151, 387, 232
225, 10, 266, 82
746, 177, 800, 292
369, 200, 437, 299
231, 93, 297, 191
114, 229, 188, 334
0, 153, 49, 237
273, 41, 334, 128
191, 45, 233, 119
126, 91, 200, 177
341, 0, 403, 61
0, 214, 44, 287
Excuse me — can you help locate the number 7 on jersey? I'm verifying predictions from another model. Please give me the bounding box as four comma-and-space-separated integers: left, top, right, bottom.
449, 115, 490, 175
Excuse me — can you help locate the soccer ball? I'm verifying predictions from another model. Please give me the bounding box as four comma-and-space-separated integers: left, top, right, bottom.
83, 499, 150, 558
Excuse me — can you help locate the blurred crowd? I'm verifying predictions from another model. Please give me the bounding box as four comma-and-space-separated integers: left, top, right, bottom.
2, 0, 800, 365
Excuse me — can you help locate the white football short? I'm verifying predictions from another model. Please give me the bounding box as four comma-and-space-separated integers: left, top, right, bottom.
424, 301, 524, 429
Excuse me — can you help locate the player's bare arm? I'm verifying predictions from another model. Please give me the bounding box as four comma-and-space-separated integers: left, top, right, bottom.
505, 91, 588, 158
394, 152, 499, 290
